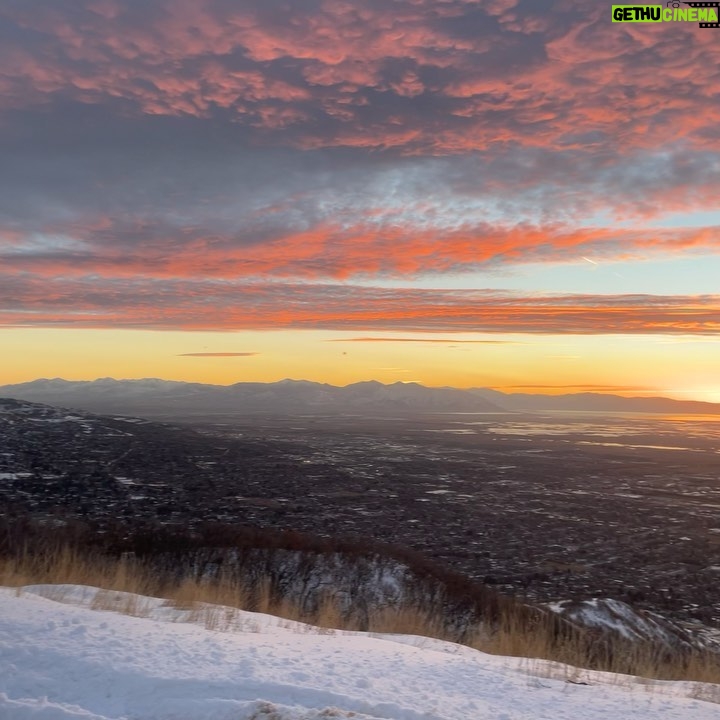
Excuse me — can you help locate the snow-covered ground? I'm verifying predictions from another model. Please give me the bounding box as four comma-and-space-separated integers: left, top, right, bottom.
1, 585, 718, 720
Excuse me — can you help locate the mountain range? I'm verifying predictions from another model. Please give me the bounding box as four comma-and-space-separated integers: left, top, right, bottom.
1, 377, 718, 418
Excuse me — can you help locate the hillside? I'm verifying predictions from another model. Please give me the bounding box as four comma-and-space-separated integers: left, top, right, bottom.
1, 585, 718, 720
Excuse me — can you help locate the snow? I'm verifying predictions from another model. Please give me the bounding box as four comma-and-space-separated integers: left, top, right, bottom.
1, 585, 718, 720
548, 598, 662, 641
543, 598, 720, 653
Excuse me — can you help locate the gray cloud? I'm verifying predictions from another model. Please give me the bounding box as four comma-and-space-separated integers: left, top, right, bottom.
1, 0, 719, 333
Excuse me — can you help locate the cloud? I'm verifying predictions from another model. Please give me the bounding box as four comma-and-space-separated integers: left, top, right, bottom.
498, 384, 658, 392
1, 0, 719, 344
329, 338, 517, 343
2, 212, 718, 282
1, 100, 718, 288
0, 0, 718, 157
2, 275, 719, 335
177, 352, 259, 357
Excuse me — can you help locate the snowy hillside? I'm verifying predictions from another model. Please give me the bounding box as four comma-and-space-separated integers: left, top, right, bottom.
1, 585, 718, 720
547, 598, 720, 655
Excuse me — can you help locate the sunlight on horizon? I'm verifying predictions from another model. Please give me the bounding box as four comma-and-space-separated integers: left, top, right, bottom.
1, 327, 718, 405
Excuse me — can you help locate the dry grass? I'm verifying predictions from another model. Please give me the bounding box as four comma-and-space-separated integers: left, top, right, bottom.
2, 544, 720, 689
166, 573, 250, 611
0, 545, 155, 596
467, 608, 720, 686
367, 604, 453, 641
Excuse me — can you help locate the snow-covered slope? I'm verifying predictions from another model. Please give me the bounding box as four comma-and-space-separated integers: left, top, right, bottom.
1, 585, 718, 720
547, 598, 720, 655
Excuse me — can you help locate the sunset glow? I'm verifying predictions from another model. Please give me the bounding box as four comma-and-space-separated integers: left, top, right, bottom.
1, 1, 718, 397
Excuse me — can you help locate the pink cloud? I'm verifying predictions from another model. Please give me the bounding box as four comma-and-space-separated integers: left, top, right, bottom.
0, 1, 717, 155
2, 276, 719, 335
3, 218, 718, 282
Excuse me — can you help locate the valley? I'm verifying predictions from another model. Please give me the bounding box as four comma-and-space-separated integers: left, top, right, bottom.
1, 398, 719, 627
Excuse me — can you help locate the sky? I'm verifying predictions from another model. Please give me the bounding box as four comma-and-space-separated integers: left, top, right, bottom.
1, 0, 719, 400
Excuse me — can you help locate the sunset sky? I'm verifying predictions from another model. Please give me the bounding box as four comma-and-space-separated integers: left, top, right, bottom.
1, 0, 719, 400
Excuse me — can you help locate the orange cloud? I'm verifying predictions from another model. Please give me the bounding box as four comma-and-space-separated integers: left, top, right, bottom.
2, 0, 719, 351
3, 220, 718, 281
328, 338, 517, 344
177, 352, 259, 357
2, 276, 719, 335
498, 384, 657, 392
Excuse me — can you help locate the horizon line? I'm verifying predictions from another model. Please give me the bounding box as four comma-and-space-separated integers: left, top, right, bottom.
1, 376, 719, 405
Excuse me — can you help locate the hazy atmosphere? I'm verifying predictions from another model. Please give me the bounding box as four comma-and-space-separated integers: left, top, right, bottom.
1, 0, 719, 398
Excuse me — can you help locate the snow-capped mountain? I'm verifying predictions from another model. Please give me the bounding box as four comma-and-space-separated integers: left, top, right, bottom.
0, 378, 506, 417
3, 378, 720, 419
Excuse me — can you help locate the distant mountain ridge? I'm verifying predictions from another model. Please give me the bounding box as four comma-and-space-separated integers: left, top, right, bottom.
471, 387, 720, 415
0, 377, 504, 417
1, 377, 719, 418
